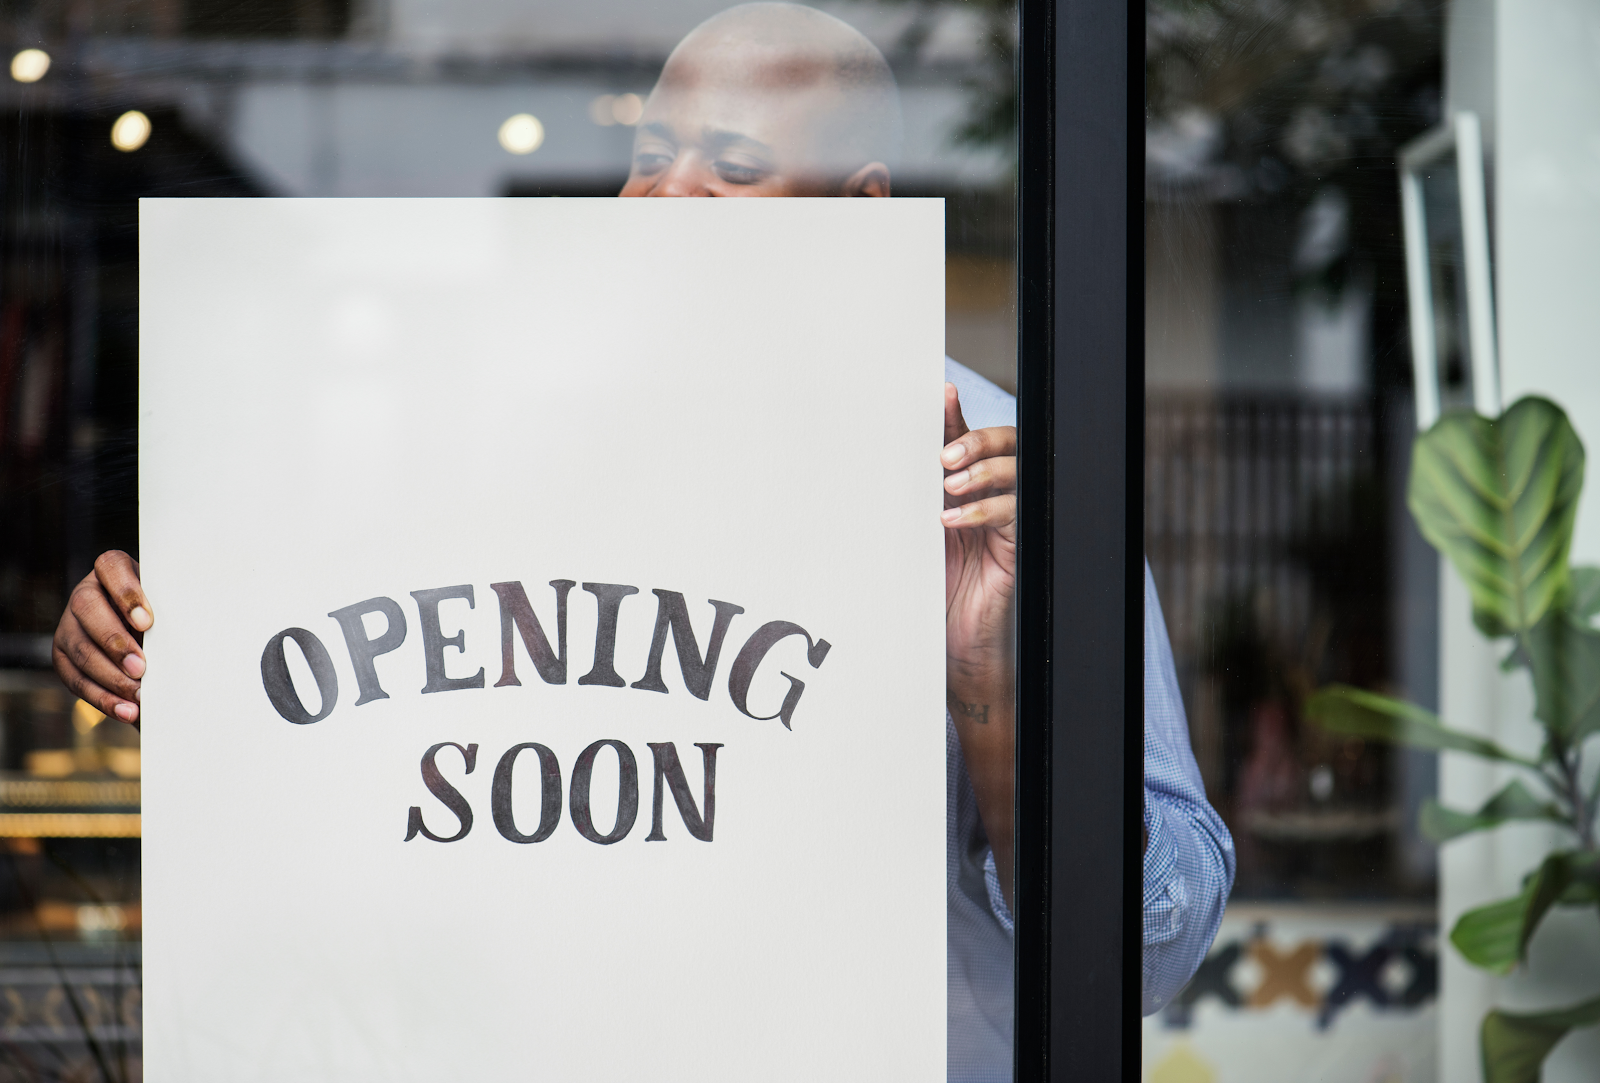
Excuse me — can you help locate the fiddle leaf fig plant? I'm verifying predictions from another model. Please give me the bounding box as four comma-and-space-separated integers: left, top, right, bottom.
1407, 396, 1584, 637
1306, 396, 1600, 1083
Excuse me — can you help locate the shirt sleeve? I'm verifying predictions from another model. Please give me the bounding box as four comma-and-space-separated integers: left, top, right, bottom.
943, 359, 1230, 1017
1142, 561, 1235, 1015
982, 847, 1013, 935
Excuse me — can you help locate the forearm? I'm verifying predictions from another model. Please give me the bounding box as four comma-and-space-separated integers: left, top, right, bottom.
948, 675, 1015, 911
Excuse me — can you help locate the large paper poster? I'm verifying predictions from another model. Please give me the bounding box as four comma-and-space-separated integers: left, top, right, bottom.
137, 198, 946, 1081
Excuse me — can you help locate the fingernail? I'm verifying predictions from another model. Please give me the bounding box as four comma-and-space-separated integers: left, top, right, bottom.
114, 703, 138, 723
945, 469, 971, 490
941, 444, 965, 467
134, 688, 141, 703
941, 507, 962, 524
122, 653, 145, 679
129, 606, 152, 631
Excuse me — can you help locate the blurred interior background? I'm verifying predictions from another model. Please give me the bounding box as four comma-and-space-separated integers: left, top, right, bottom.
1143, 3, 1446, 1078
7, 0, 1598, 1078
0, 0, 1016, 1078
1144, 0, 1600, 1080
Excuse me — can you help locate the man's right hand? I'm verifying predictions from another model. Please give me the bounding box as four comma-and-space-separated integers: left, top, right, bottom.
52, 551, 151, 725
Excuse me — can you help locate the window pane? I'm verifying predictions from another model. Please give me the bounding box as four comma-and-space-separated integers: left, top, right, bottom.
1146, 1, 1600, 1079
0, 0, 1020, 1077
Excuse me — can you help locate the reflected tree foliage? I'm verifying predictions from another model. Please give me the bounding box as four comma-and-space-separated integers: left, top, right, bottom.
1147, 0, 1442, 358
879, 0, 1017, 160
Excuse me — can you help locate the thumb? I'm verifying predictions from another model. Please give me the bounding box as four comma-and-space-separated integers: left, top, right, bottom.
943, 382, 970, 450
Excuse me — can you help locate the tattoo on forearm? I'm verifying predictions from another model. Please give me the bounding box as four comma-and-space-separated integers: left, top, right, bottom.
949, 697, 990, 725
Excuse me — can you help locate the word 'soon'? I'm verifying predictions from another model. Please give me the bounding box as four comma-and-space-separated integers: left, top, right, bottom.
404, 738, 721, 845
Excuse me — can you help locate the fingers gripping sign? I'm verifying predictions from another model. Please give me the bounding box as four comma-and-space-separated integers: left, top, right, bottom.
939, 382, 1018, 682
52, 550, 152, 725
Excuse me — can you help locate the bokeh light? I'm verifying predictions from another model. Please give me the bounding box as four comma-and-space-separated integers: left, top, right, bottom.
610, 93, 644, 126
498, 113, 545, 155
111, 110, 152, 152
10, 49, 50, 84
589, 92, 644, 127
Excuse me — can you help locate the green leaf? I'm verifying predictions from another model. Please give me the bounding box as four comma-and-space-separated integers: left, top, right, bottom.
1522, 611, 1600, 743
1519, 854, 1579, 960
1556, 856, 1600, 906
1482, 992, 1600, 1083
1306, 685, 1539, 767
1557, 881, 1600, 906
1409, 397, 1585, 637
1420, 779, 1563, 843
1451, 854, 1577, 973
1569, 565, 1600, 621
1452, 891, 1530, 974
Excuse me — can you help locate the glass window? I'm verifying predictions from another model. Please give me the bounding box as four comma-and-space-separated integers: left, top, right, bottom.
3, 0, 1023, 1078
1145, 0, 1600, 1080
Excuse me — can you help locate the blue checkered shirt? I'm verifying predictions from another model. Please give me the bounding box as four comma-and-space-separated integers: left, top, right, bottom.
943, 358, 1236, 1082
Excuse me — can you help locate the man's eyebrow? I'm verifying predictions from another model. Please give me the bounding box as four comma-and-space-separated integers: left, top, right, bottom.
637, 121, 677, 143
702, 128, 774, 156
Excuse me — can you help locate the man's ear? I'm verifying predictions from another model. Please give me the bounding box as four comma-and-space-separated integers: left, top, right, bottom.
842, 162, 891, 197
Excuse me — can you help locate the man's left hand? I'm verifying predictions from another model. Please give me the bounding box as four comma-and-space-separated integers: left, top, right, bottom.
941, 382, 1017, 689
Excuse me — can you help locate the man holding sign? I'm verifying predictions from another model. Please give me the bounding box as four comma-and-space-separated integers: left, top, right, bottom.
52, 4, 1232, 1079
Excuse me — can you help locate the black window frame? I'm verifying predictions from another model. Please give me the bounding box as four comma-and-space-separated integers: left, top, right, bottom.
1014, 0, 1143, 1077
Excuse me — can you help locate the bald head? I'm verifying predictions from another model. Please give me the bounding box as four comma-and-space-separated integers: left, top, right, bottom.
666, 3, 902, 167
620, 3, 901, 197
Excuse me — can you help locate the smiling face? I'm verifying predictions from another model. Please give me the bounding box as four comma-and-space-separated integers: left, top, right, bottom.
619, 3, 899, 198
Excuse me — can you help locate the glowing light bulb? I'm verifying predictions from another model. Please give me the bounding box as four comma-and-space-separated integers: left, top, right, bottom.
498, 113, 545, 155
610, 93, 644, 126
111, 110, 152, 152
588, 95, 616, 126
10, 48, 50, 83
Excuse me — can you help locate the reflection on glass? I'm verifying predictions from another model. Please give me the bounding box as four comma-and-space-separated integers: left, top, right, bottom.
1146, 0, 1446, 1077
0, 0, 1018, 1077
497, 113, 546, 155
10, 49, 50, 84
111, 111, 153, 153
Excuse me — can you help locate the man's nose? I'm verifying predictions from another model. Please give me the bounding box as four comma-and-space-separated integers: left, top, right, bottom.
649, 155, 713, 197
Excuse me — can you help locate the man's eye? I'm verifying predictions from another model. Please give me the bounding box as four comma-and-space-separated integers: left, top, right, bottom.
633, 152, 673, 174
713, 160, 768, 185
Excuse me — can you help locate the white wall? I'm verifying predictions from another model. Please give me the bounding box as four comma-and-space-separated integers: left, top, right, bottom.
1493, 8, 1600, 1075
1439, 1, 1600, 1079
1495, 0, 1600, 557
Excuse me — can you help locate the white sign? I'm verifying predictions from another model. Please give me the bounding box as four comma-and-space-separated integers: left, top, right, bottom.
138, 198, 946, 1081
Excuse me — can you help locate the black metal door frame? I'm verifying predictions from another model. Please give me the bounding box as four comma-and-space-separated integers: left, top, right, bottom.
1014, 0, 1143, 1077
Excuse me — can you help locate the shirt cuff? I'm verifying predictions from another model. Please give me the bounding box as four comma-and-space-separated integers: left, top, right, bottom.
982, 848, 1014, 937
1142, 797, 1188, 948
